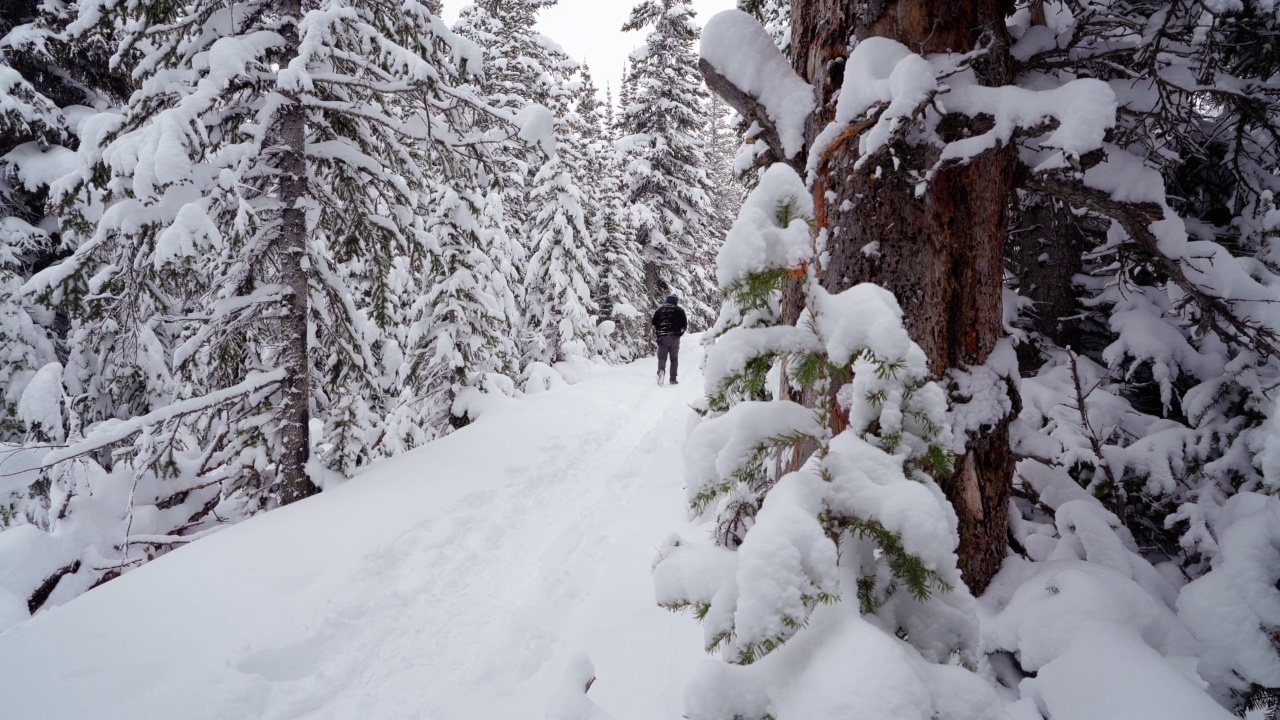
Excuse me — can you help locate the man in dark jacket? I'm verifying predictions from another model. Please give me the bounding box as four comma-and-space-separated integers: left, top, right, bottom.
652, 294, 687, 385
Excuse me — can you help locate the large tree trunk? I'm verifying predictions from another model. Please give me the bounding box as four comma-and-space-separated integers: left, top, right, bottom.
792, 0, 1017, 593
275, 0, 319, 505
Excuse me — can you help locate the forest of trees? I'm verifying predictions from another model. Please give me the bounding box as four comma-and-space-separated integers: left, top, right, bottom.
4, 0, 1280, 717
0, 0, 738, 611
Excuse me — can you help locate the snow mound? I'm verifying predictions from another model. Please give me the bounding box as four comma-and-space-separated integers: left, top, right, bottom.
683, 605, 1007, 720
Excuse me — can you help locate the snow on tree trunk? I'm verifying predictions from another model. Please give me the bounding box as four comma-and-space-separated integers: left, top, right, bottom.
274, 0, 317, 505
786, 0, 1015, 593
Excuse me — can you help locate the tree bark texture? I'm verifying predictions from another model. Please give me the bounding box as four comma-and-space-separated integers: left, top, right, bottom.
792, 0, 1018, 593
1014, 198, 1090, 353
275, 0, 319, 505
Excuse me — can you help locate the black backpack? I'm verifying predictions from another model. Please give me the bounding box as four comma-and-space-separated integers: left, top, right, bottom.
653, 305, 686, 335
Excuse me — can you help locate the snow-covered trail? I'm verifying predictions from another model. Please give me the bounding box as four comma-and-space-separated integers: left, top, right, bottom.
0, 337, 709, 720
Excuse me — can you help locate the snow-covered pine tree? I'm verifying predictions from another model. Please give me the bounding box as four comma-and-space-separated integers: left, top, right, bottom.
390, 176, 522, 445
572, 65, 605, 217
698, 94, 742, 312
454, 0, 584, 368
705, 95, 741, 238
656, 163, 1001, 719
615, 60, 634, 137
602, 83, 616, 141
454, 0, 567, 120
386, 50, 558, 448
11, 0, 512, 609
453, 1, 568, 232
0, 0, 132, 571
519, 83, 599, 369
573, 68, 640, 361
1000, 3, 1280, 712
618, 0, 717, 327
0, 0, 120, 445
0, 46, 63, 444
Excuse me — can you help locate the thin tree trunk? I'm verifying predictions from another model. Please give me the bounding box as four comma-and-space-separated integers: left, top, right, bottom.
275, 0, 318, 505
643, 244, 665, 299
793, 0, 1017, 593
1015, 198, 1088, 353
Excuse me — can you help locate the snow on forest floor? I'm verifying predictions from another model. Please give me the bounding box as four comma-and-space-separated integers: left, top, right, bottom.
0, 336, 710, 720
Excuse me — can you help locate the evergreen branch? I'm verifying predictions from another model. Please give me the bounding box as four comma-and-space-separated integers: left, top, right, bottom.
831, 515, 953, 603
722, 268, 787, 312
1, 370, 286, 478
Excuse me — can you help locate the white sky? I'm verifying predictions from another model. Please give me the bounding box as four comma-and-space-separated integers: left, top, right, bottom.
440, 0, 738, 101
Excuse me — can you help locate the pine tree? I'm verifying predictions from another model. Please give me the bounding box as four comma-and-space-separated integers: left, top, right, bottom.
705, 96, 742, 235
603, 84, 617, 142
563, 67, 627, 361
590, 107, 645, 358
15, 0, 506, 603
0, 58, 62, 443
453, 0, 571, 235
572, 64, 607, 224
0, 0, 120, 443
454, 0, 566, 112
657, 163, 997, 719
616, 60, 634, 137
455, 0, 581, 367
1002, 5, 1280, 711
391, 176, 521, 445
521, 83, 599, 367
695, 2, 1280, 717
700, 94, 742, 311
618, 0, 717, 327
590, 81, 647, 360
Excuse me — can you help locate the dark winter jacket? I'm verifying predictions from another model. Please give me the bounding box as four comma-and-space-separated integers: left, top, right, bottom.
652, 304, 688, 337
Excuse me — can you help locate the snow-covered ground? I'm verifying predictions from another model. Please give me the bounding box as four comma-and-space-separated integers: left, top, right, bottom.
0, 337, 708, 720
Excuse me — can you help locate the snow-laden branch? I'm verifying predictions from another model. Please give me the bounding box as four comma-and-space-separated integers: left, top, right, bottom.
807, 35, 1117, 187
126, 526, 226, 546
432, 82, 555, 156
699, 9, 813, 166
31, 369, 286, 470
1025, 171, 1280, 361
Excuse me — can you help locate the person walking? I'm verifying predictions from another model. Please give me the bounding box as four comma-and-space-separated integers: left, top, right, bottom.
651, 294, 687, 386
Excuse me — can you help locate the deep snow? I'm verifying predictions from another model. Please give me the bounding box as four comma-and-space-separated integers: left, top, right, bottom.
0, 338, 708, 720
1, 334, 1267, 720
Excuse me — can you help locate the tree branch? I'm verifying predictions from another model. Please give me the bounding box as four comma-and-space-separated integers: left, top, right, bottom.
698, 57, 797, 171
1023, 172, 1280, 360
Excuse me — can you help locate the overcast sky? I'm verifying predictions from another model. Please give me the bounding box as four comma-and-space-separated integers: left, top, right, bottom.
440, 0, 738, 101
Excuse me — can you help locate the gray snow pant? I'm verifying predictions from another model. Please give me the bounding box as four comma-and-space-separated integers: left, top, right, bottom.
657, 335, 681, 382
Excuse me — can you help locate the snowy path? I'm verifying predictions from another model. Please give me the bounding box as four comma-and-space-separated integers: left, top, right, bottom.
0, 338, 709, 720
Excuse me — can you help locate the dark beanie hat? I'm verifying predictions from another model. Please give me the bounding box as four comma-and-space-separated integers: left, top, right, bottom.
665, 294, 678, 305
